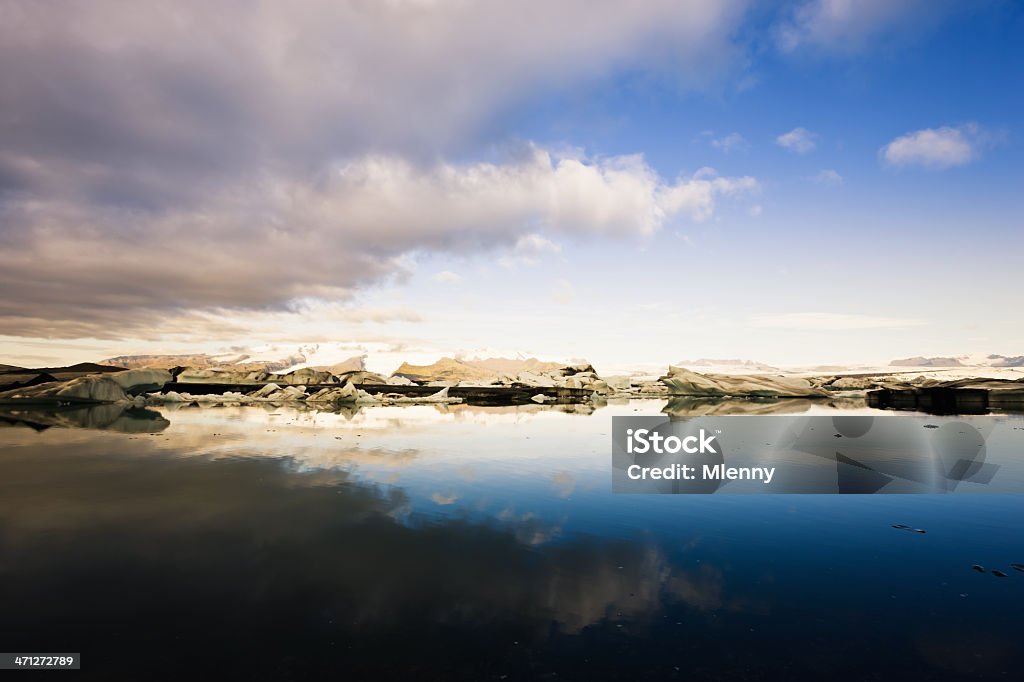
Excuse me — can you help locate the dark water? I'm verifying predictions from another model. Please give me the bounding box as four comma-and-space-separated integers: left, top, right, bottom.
1, 401, 1022, 680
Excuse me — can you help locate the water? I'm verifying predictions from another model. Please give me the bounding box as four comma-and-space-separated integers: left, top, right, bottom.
1, 400, 1022, 680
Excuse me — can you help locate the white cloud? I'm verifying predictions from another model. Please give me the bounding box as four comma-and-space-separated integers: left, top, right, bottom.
710, 132, 748, 153
551, 280, 576, 305
748, 204, 763, 217
327, 149, 755, 243
499, 234, 563, 268
657, 167, 759, 222
0, 0, 757, 339
514, 234, 563, 257
774, 0, 950, 53
430, 492, 459, 506
880, 124, 983, 169
812, 169, 843, 185
751, 312, 928, 330
433, 271, 462, 284
0, 146, 758, 337
776, 127, 818, 154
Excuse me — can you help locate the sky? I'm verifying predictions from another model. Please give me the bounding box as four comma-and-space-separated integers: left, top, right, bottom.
1, 0, 1022, 373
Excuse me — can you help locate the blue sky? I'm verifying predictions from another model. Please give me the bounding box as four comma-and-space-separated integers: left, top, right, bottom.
0, 1, 1021, 371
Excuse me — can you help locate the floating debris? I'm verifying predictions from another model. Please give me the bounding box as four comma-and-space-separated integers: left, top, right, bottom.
1010, 563, 1024, 572
890, 524, 925, 533
992, 570, 1008, 578
972, 565, 985, 573
923, 424, 939, 429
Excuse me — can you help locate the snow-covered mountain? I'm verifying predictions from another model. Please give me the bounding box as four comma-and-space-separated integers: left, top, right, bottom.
671, 358, 781, 374
104, 343, 365, 373
103, 343, 580, 377
890, 353, 1024, 368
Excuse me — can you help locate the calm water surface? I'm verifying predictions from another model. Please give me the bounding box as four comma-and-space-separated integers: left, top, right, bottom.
1, 400, 1022, 680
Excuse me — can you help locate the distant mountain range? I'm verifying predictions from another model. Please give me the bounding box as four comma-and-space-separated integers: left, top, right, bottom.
393, 356, 567, 382
2, 362, 124, 375
102, 346, 570, 380
76, 349, 1024, 375
890, 354, 1024, 368
103, 344, 362, 373
461, 357, 567, 374
888, 356, 963, 367
103, 353, 262, 370
673, 358, 780, 373
0, 362, 128, 392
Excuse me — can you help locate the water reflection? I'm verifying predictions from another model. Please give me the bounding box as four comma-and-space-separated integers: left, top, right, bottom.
790, 416, 1002, 493
0, 393, 969, 438
663, 396, 819, 416
1, 400, 1022, 679
0, 435, 729, 678
0, 403, 169, 432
